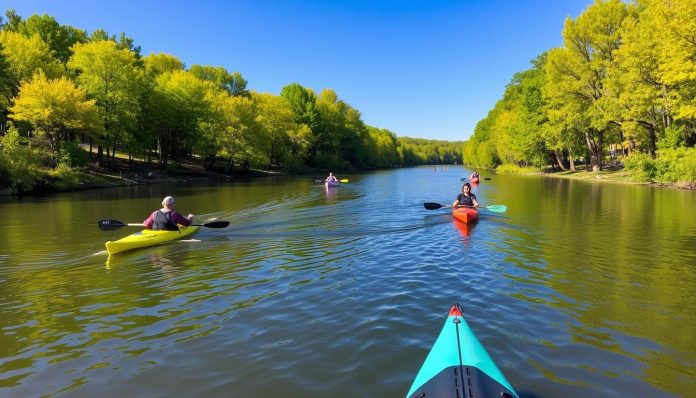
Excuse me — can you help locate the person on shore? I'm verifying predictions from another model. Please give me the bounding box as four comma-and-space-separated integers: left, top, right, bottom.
453, 183, 479, 209
143, 196, 194, 231
325, 172, 338, 183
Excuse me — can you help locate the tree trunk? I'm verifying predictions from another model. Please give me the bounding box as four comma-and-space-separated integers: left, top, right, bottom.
585, 129, 601, 172
554, 150, 566, 171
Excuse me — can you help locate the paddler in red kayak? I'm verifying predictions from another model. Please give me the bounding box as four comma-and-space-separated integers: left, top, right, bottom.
453, 183, 479, 209
143, 196, 194, 231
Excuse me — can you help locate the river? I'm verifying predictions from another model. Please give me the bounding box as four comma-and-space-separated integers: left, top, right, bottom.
1, 166, 694, 397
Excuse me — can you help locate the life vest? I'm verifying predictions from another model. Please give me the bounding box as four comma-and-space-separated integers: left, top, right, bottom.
152, 210, 179, 231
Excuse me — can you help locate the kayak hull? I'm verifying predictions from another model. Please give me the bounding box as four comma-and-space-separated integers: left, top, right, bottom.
325, 181, 340, 187
470, 177, 480, 183
453, 207, 478, 224
405, 305, 518, 398
105, 226, 200, 255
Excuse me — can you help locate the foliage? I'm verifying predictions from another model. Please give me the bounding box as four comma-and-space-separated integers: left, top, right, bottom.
495, 163, 539, 175
0, 30, 64, 84
10, 72, 103, 156
190, 64, 248, 96
623, 152, 656, 182
68, 40, 143, 160
47, 162, 81, 190
2, 9, 87, 62
462, 0, 695, 182
625, 148, 696, 183
0, 124, 43, 192
57, 140, 89, 167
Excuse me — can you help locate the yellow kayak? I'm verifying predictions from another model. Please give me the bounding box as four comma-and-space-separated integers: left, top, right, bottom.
105, 226, 200, 255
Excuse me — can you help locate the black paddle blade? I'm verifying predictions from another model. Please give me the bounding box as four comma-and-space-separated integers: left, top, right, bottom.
199, 221, 230, 228
423, 202, 444, 210
98, 219, 126, 231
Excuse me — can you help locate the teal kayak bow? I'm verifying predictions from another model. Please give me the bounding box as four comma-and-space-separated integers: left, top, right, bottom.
405, 304, 518, 398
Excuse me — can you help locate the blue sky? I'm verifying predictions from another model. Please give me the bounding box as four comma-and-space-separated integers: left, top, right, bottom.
3, 0, 590, 141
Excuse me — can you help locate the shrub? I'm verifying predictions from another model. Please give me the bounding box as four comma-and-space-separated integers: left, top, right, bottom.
58, 140, 89, 167
48, 163, 81, 190
623, 152, 656, 182
0, 126, 43, 192
495, 163, 538, 175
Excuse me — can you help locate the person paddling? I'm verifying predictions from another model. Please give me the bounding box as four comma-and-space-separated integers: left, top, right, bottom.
453, 183, 479, 209
325, 172, 338, 183
143, 196, 194, 231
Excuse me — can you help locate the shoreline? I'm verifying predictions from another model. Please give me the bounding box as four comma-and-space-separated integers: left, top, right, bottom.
533, 169, 696, 190
0, 162, 286, 197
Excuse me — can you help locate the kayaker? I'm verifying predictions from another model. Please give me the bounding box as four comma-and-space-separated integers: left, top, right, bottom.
453, 183, 479, 209
143, 196, 194, 231
325, 172, 338, 182
471, 170, 480, 179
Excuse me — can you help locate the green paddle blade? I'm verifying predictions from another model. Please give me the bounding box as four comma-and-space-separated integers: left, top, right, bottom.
339, 178, 349, 183
485, 205, 507, 213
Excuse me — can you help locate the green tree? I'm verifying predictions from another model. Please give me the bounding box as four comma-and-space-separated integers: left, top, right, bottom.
280, 83, 318, 129
2, 10, 87, 62
68, 40, 144, 164
150, 70, 211, 166
143, 53, 185, 76
189, 65, 249, 96
89, 29, 142, 58
253, 92, 300, 168
544, 0, 629, 171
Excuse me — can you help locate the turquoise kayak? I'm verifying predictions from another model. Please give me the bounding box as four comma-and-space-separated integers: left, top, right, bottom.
405, 304, 518, 398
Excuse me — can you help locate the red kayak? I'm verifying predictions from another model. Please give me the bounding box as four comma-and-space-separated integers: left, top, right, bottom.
453, 207, 478, 224
469, 177, 480, 183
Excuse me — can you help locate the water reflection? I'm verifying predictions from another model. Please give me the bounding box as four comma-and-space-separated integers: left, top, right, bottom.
324, 185, 338, 200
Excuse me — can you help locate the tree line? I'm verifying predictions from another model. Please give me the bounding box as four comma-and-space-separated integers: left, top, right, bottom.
0, 10, 463, 193
464, 0, 696, 183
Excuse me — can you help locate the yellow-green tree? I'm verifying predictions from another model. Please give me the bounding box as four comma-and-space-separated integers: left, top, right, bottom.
10, 72, 103, 158
0, 30, 64, 91
253, 92, 300, 168
150, 70, 211, 166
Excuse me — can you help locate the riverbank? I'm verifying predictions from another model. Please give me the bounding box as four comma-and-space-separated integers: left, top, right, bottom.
0, 157, 284, 197
536, 168, 696, 190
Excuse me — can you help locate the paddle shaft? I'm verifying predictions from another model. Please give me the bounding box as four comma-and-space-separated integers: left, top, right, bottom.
98, 219, 229, 231
423, 202, 507, 212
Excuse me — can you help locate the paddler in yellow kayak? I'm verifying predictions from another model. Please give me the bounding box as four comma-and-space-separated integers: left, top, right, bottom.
143, 196, 194, 230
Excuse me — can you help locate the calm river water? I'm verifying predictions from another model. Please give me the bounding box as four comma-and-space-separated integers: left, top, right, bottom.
0, 166, 695, 397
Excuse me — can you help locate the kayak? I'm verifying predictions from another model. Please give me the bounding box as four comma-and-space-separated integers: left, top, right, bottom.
470, 177, 480, 183
405, 304, 519, 398
453, 207, 478, 224
105, 226, 200, 255
325, 180, 340, 187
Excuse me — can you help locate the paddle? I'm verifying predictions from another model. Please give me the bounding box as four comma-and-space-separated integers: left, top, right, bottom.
315, 178, 349, 183
423, 202, 507, 213
460, 177, 491, 181
98, 219, 230, 231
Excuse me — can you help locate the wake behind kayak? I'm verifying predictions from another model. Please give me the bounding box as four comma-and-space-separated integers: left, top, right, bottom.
405, 304, 518, 398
